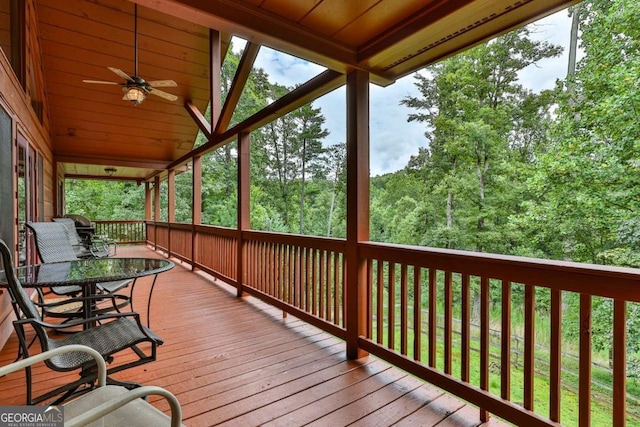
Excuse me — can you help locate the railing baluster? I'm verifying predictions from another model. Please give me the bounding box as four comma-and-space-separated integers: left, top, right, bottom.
550, 289, 561, 422
293, 245, 299, 306
338, 254, 347, 328
299, 246, 304, 309
501, 279, 511, 401
319, 250, 325, 320
579, 294, 592, 427
444, 270, 452, 374
524, 284, 535, 411
333, 251, 340, 325
613, 299, 626, 427
311, 248, 317, 316
309, 247, 314, 312
288, 245, 294, 305
413, 266, 421, 361
480, 276, 490, 422
326, 251, 332, 322
274, 242, 279, 297
377, 260, 384, 344
400, 263, 408, 356
262, 241, 268, 292
259, 241, 264, 293
428, 268, 436, 368
388, 262, 396, 351
461, 274, 470, 382
366, 259, 373, 339
264, 243, 274, 296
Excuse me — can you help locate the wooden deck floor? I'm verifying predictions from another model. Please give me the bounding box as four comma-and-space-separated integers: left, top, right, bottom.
0, 245, 508, 427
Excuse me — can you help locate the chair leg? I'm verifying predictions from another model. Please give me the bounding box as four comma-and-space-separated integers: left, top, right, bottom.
13, 322, 33, 405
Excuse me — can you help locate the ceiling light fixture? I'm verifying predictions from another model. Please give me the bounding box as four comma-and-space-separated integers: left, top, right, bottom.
104, 167, 117, 177
123, 86, 146, 106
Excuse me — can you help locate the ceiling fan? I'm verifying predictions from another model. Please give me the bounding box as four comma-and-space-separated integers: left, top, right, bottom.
82, 4, 178, 106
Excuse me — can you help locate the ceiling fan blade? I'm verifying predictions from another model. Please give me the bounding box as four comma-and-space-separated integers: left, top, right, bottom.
108, 67, 134, 82
82, 80, 120, 85
149, 88, 178, 101
147, 79, 177, 87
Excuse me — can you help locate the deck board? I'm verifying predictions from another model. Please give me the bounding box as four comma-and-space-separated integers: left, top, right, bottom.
0, 245, 509, 427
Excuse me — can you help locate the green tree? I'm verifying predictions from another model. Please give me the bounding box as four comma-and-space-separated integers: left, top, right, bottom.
523, 0, 640, 264
253, 83, 329, 234
400, 28, 562, 253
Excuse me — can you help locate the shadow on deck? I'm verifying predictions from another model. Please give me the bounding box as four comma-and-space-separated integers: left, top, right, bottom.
0, 245, 508, 427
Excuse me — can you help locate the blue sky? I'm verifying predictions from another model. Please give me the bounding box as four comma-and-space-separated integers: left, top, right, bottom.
235, 8, 575, 176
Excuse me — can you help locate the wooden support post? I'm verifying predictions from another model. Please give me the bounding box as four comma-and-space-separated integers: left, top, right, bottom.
167, 169, 175, 257
154, 176, 160, 251
192, 156, 202, 270
210, 29, 221, 135
237, 131, 250, 297
345, 69, 369, 360
154, 176, 161, 221
144, 182, 152, 220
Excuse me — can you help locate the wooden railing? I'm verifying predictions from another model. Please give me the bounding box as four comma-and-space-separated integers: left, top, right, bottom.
242, 230, 347, 338
94, 220, 145, 244
145, 222, 640, 426
193, 225, 238, 283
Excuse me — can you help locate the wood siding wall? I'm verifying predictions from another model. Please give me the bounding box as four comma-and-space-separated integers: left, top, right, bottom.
0, 0, 54, 349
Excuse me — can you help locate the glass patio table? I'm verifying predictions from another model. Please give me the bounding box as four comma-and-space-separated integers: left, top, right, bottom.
0, 257, 174, 327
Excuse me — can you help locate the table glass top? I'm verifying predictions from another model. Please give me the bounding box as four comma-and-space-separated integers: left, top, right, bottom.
0, 258, 174, 287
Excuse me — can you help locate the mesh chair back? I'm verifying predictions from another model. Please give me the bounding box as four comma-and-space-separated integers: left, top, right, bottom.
53, 217, 85, 245
0, 239, 41, 320
25, 222, 79, 263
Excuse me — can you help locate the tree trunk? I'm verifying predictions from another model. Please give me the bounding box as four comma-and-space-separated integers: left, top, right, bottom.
299, 138, 306, 234
327, 180, 336, 236
567, 4, 582, 118
567, 4, 581, 80
446, 190, 454, 249
476, 157, 487, 252
471, 290, 481, 323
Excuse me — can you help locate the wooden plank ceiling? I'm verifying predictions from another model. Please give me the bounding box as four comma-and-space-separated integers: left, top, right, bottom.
38, 0, 578, 181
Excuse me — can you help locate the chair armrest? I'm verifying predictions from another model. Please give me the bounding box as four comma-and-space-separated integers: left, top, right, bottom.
37, 293, 128, 308
15, 310, 143, 331
0, 344, 107, 386
65, 386, 183, 427
0, 346, 182, 427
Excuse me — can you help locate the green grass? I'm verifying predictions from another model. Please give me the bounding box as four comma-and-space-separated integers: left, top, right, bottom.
371, 319, 640, 426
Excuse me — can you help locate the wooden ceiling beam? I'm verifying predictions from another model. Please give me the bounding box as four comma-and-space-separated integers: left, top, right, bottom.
184, 100, 211, 140
214, 41, 260, 135
55, 155, 170, 170
210, 29, 222, 130
64, 174, 144, 182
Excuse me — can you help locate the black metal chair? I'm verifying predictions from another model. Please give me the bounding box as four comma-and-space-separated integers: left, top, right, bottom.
0, 239, 163, 405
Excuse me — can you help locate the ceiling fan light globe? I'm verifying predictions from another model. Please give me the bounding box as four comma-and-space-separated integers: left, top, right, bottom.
124, 87, 146, 105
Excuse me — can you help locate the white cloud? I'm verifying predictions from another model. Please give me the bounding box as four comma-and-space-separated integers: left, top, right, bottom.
254, 46, 326, 87
370, 76, 428, 176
